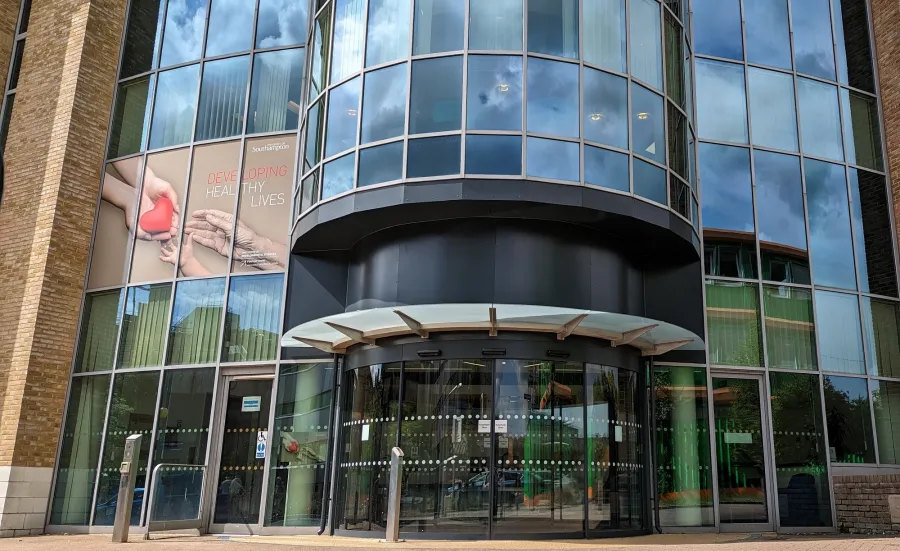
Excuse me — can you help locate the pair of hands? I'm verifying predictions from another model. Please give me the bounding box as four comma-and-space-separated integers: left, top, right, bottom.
160, 209, 280, 271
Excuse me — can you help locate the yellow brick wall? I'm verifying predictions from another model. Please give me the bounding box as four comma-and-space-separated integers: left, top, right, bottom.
0, 0, 126, 468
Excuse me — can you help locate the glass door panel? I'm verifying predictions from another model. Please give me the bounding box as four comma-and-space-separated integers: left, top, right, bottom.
212, 378, 272, 526
492, 360, 585, 536
711, 376, 770, 527
399, 359, 492, 536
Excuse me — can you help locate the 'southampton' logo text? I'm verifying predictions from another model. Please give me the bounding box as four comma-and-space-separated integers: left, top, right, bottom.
252, 142, 289, 153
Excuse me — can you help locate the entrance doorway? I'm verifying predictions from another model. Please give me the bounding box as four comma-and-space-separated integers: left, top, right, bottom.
710, 373, 774, 532
207, 371, 275, 535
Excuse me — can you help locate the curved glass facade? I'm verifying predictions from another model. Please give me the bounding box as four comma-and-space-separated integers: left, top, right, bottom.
335, 359, 644, 536
297, 0, 699, 227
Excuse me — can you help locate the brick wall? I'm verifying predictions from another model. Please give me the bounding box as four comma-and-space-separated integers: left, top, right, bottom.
0, 0, 126, 470
834, 475, 900, 534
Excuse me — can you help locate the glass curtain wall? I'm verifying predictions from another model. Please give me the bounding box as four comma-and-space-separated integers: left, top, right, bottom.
696, 0, 900, 531
334, 359, 645, 538
51, 0, 313, 529
299, 0, 699, 234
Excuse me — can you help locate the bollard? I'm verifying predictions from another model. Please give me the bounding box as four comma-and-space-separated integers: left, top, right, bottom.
383, 447, 404, 543
111, 434, 142, 543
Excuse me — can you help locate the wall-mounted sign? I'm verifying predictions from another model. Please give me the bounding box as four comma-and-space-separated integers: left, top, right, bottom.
494, 420, 508, 434
242, 396, 261, 412
477, 420, 491, 433
256, 430, 267, 459
724, 432, 753, 444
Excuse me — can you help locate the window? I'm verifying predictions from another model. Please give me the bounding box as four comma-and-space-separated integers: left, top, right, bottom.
325, 76, 361, 158
108, 76, 153, 158
358, 141, 403, 186
629, 0, 661, 89
583, 68, 627, 149
526, 58, 579, 138
692, 0, 741, 60
850, 170, 897, 297
205, 0, 254, 57
699, 143, 753, 233
256, 0, 308, 48
305, 100, 324, 166
763, 285, 817, 370
330, 0, 366, 83
633, 158, 666, 205
362, 63, 407, 144
842, 90, 883, 171
74, 290, 123, 373
798, 79, 844, 162
748, 68, 797, 152
584, 146, 628, 192
309, 5, 332, 97
706, 280, 763, 367
583, 0, 625, 72
166, 278, 226, 366
407, 135, 461, 178
833, 0, 875, 92
195, 56, 250, 141
873, 381, 900, 464
223, 274, 284, 362
816, 290, 865, 374
861, 298, 900, 378
409, 56, 463, 134
247, 49, 305, 134
754, 151, 807, 253
159, 0, 207, 68
791, 0, 836, 81
469, 0, 523, 51
824, 376, 875, 463
120, 0, 164, 78
527, 0, 578, 59
744, 0, 791, 70
526, 137, 578, 182
149, 64, 200, 150
632, 83, 665, 164
413, 0, 465, 55
366, 0, 411, 66
664, 12, 685, 108
467, 55, 523, 131
466, 135, 522, 176
806, 159, 855, 290
322, 152, 356, 199
118, 283, 171, 369
695, 59, 747, 144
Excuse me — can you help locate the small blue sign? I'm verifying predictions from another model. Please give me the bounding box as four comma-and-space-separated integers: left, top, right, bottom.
256, 442, 266, 459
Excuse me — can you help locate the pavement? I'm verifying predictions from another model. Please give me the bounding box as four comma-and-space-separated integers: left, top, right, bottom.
2, 533, 900, 551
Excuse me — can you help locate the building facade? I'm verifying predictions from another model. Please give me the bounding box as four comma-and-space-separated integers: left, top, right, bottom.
1, 0, 900, 540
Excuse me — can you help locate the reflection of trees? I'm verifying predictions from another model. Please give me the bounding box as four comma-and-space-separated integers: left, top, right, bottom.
770, 374, 826, 472
823, 377, 871, 463
714, 379, 763, 498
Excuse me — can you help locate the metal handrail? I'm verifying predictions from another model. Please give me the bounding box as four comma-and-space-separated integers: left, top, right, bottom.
144, 463, 208, 540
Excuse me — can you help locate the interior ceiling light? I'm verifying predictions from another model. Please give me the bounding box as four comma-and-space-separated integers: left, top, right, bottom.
347, 109, 357, 116
590, 113, 603, 121
637, 112, 648, 120
498, 83, 509, 92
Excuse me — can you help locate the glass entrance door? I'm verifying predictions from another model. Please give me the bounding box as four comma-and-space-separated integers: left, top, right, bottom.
711, 374, 774, 531
209, 376, 273, 533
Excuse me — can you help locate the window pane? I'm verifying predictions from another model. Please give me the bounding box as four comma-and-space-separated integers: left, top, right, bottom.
815, 290, 865, 374
466, 135, 521, 175
632, 83, 665, 163
409, 56, 463, 134
322, 152, 356, 199
842, 90, 883, 171
705, 241, 758, 278
467, 55, 523, 132
873, 381, 900, 464
159, 0, 206, 68
833, 0, 875, 92
748, 68, 797, 152
331, 0, 366, 83
413, 0, 465, 55
305, 100, 324, 166
75, 290, 123, 373
223, 274, 283, 362
120, 0, 164, 78
669, 175, 689, 219
118, 283, 171, 369
362, 63, 407, 143
265, 364, 334, 526
300, 170, 320, 211
824, 376, 875, 463
699, 143, 752, 233
668, 104, 688, 180
584, 145, 628, 192
665, 13, 685, 108
206, 0, 254, 57
93, 371, 160, 526
359, 141, 403, 186
583, 68, 627, 149
695, 59, 747, 143
806, 160, 855, 290
167, 278, 226, 366
851, 170, 897, 297
583, 0, 626, 72
744, 0, 791, 70
195, 56, 249, 141
309, 5, 332, 97
763, 285, 817, 370
256, 0, 308, 48
769, 372, 832, 527
469, 0, 523, 50
791, 0, 836, 80
49, 375, 110, 525
706, 280, 762, 367
633, 158, 666, 205
526, 137, 578, 181
526, 58, 578, 138
325, 76, 361, 157
149, 64, 200, 150
407, 135, 461, 178
754, 151, 807, 252
630, 0, 662, 88
692, 0, 742, 60
366, 0, 411, 66
248, 49, 304, 134
653, 366, 715, 527
109, 76, 153, 158
798, 79, 843, 161
527, 0, 578, 59
861, 297, 900, 378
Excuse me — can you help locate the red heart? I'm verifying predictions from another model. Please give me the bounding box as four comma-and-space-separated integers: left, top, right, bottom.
287, 441, 299, 454
139, 197, 173, 234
